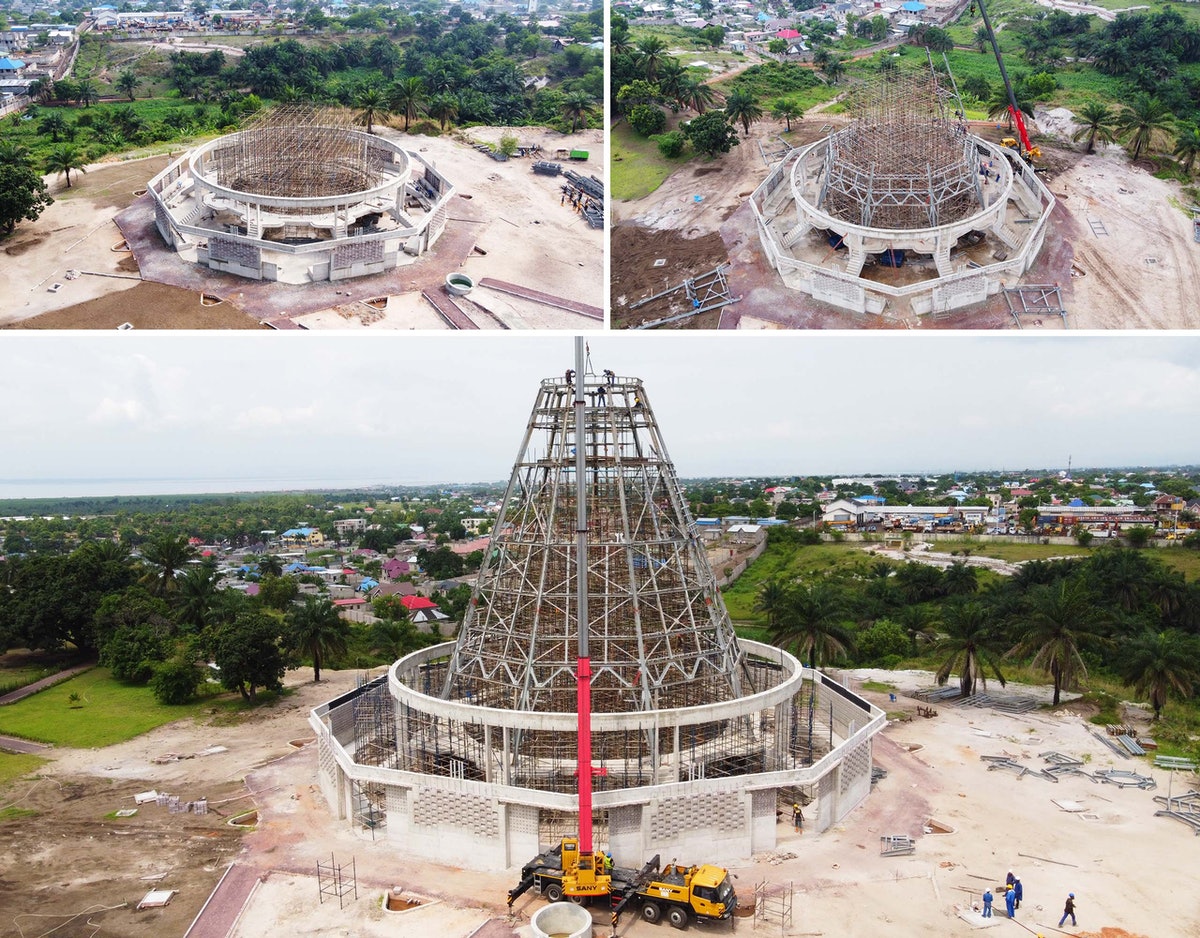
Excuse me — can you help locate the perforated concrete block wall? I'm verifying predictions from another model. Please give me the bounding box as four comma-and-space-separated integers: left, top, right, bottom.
411, 787, 498, 838
649, 791, 742, 842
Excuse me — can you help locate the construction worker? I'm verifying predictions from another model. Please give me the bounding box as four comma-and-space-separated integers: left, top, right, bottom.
1004, 884, 1016, 919
1013, 877, 1022, 909
1058, 893, 1077, 927
604, 852, 614, 873
792, 803, 803, 832
981, 889, 993, 918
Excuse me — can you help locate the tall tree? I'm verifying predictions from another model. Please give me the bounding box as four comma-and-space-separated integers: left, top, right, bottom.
116, 68, 140, 101
1173, 123, 1200, 174
1117, 629, 1200, 720
560, 90, 596, 132
139, 534, 197, 597
934, 600, 1007, 697
208, 611, 286, 702
1071, 101, 1117, 154
1009, 579, 1100, 705
635, 35, 668, 82
45, 144, 88, 189
427, 93, 459, 131
723, 89, 763, 136
389, 75, 427, 131
355, 85, 388, 134
771, 98, 803, 131
286, 597, 349, 682
1116, 94, 1174, 161
0, 163, 52, 235
769, 582, 854, 668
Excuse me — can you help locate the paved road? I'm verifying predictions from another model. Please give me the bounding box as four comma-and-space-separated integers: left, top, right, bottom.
0, 662, 93, 706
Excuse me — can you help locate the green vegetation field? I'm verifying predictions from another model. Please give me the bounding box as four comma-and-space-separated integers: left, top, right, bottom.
0, 668, 228, 748
0, 753, 47, 788
611, 119, 692, 200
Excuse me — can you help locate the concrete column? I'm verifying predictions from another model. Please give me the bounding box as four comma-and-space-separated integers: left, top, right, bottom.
484, 724, 492, 784
672, 724, 681, 783
502, 726, 511, 787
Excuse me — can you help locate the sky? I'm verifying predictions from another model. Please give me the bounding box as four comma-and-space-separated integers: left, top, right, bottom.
0, 333, 1197, 498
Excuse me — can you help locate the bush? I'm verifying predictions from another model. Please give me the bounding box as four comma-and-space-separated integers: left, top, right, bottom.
684, 110, 739, 156
498, 132, 519, 157
628, 103, 667, 137
408, 119, 441, 136
151, 657, 203, 705
656, 130, 686, 157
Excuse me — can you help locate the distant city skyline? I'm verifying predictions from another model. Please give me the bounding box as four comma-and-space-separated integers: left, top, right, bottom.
0, 334, 1196, 499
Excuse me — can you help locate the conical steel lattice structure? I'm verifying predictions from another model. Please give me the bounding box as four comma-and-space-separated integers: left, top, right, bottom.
442, 371, 748, 715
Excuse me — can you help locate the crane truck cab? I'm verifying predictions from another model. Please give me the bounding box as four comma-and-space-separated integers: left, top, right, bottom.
636, 861, 737, 928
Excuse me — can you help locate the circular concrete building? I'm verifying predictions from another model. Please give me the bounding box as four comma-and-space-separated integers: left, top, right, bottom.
149, 106, 454, 284
752, 70, 1055, 317
311, 366, 885, 870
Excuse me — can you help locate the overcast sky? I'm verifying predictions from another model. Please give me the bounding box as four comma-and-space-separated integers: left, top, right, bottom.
1, 334, 1196, 498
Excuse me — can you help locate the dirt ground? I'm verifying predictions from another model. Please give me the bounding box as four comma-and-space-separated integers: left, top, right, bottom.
0, 126, 605, 330
3, 663, 1198, 938
612, 107, 1200, 330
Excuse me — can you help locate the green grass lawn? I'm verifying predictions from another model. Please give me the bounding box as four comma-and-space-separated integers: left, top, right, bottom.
0, 753, 48, 788
611, 119, 693, 201
722, 542, 871, 621
0, 667, 228, 748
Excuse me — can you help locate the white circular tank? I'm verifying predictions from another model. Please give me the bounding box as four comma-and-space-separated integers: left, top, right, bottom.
530, 901, 593, 938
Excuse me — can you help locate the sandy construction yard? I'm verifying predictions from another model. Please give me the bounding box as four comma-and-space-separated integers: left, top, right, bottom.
3, 663, 1198, 938
0, 126, 605, 330
612, 110, 1200, 330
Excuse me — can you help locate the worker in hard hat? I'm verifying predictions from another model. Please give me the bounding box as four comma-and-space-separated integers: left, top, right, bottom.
792, 803, 803, 832
1004, 884, 1017, 919
1059, 893, 1077, 927
604, 852, 614, 873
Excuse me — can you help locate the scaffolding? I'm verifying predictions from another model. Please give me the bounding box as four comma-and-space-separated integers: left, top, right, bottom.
752, 881, 794, 935
316, 854, 358, 909
350, 676, 395, 836
821, 69, 981, 230
208, 105, 379, 198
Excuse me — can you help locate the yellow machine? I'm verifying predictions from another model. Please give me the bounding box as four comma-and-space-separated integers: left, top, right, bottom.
509, 840, 737, 931
1001, 137, 1042, 160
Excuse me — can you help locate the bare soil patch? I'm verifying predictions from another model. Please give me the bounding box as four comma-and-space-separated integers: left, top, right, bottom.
4, 281, 260, 329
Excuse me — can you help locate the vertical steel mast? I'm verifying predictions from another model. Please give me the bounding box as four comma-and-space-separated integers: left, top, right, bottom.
572, 336, 593, 855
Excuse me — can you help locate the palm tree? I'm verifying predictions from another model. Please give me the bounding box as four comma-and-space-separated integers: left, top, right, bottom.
38, 111, 69, 143
771, 98, 803, 132
45, 144, 88, 189
895, 604, 937, 657
427, 93, 459, 131
1009, 579, 1100, 706
258, 554, 284, 578
75, 78, 99, 108
389, 76, 427, 131
287, 596, 349, 682
681, 76, 716, 114
1116, 94, 1174, 161
822, 55, 847, 85
769, 582, 854, 668
1071, 101, 1117, 154
560, 91, 596, 133
723, 89, 763, 136
656, 57, 687, 108
635, 35, 668, 82
139, 534, 197, 596
942, 561, 979, 596
355, 85, 388, 134
1172, 123, 1200, 174
176, 563, 219, 631
116, 68, 140, 101
27, 78, 53, 104
934, 600, 1006, 697
1117, 629, 1200, 720
0, 139, 32, 167
754, 579, 791, 631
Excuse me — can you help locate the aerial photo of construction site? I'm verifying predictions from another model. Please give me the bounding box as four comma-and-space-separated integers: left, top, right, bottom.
2, 336, 1200, 938
0, 8, 604, 329
610, 0, 1200, 329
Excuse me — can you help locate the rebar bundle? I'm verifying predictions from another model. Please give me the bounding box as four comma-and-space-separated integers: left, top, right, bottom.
821, 70, 981, 229
441, 371, 750, 717
208, 105, 376, 197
